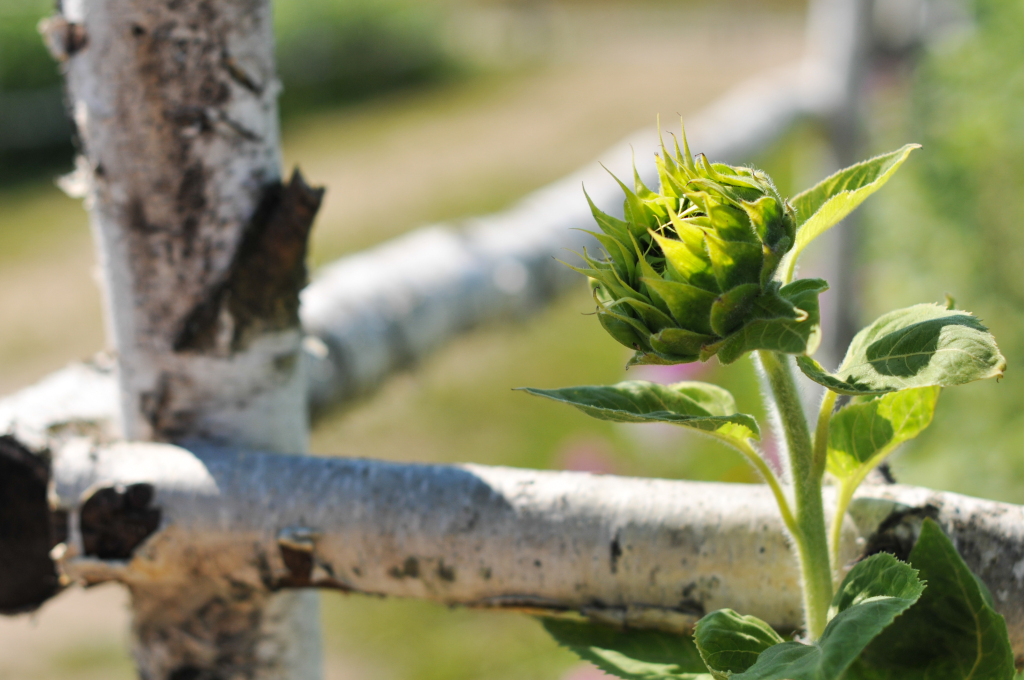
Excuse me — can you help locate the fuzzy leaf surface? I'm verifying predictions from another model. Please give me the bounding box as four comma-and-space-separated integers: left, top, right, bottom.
847, 520, 1016, 680
797, 303, 1006, 395
781, 144, 920, 281
518, 381, 759, 443
731, 553, 923, 680
828, 386, 940, 483
712, 279, 828, 364
694, 609, 784, 679
542, 618, 711, 680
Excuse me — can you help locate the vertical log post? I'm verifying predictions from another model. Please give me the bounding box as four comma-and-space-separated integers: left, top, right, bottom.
42, 0, 323, 677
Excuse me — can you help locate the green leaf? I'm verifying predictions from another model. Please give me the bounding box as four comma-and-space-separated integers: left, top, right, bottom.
711, 279, 828, 365
710, 284, 761, 337
542, 618, 712, 680
694, 610, 784, 680
732, 553, 923, 680
650, 328, 715, 360
848, 519, 1016, 680
780, 144, 920, 282
796, 303, 1006, 395
828, 386, 940, 484
517, 380, 759, 444
643, 277, 717, 336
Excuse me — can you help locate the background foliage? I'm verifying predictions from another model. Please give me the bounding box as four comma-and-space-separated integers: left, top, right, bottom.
861, 0, 1024, 501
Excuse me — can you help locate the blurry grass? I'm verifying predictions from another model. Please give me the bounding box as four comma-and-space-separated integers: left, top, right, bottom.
0, 182, 90, 267
321, 596, 578, 680
50, 644, 135, 679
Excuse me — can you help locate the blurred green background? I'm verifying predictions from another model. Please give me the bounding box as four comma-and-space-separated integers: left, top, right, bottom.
0, 0, 1021, 678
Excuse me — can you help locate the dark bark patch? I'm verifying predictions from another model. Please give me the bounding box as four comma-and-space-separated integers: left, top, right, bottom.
862, 504, 940, 562
168, 666, 223, 680
65, 23, 88, 56
389, 556, 420, 579
277, 545, 313, 587
609, 533, 622, 574
80, 483, 161, 559
436, 560, 456, 582
177, 163, 207, 215
221, 53, 263, 94
0, 436, 61, 614
173, 168, 324, 353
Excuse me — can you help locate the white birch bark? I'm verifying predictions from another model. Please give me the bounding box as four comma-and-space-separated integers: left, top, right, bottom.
40, 0, 320, 676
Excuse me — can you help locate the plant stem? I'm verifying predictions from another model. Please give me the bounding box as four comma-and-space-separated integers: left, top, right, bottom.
757, 351, 833, 640
813, 389, 844, 575
829, 481, 855, 576
728, 437, 798, 538
813, 391, 838, 481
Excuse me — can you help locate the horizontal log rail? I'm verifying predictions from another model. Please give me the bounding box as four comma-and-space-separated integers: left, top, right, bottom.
2, 434, 1022, 662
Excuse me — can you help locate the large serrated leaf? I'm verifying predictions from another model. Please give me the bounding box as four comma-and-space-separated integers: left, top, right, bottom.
780, 144, 920, 282
694, 610, 784, 680
731, 554, 923, 680
542, 618, 712, 680
711, 279, 828, 365
517, 381, 759, 443
828, 386, 940, 483
847, 520, 1016, 680
797, 303, 1006, 395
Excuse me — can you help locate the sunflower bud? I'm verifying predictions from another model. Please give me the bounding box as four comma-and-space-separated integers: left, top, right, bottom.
572, 126, 823, 365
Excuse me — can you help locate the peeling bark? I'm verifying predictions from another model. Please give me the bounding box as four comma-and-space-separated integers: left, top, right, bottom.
0, 436, 61, 614
175, 170, 323, 354
80, 483, 160, 559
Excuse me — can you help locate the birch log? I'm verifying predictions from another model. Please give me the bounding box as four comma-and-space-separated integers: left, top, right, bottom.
2, 434, 1023, 664
41, 0, 321, 676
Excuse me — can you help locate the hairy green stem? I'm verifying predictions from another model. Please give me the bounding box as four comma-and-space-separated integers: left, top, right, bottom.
758, 351, 833, 640
727, 437, 798, 538
830, 481, 856, 577
813, 391, 837, 480
813, 389, 844, 576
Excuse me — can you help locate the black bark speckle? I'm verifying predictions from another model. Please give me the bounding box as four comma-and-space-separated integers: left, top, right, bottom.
80, 483, 161, 559
610, 533, 622, 575
0, 436, 62, 614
